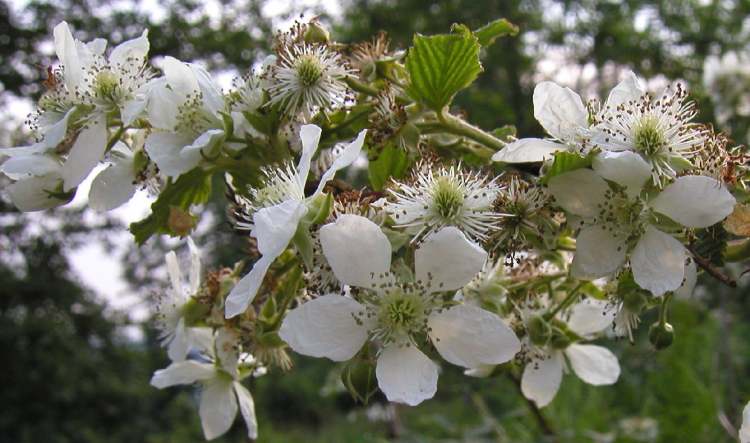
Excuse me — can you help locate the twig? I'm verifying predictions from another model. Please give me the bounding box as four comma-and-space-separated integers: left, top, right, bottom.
470, 392, 506, 442
687, 245, 737, 288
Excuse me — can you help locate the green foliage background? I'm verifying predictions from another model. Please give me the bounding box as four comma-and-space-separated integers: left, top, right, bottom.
2, 0, 750, 442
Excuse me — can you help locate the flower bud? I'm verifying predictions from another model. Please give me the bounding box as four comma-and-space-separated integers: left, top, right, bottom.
623, 289, 647, 313
648, 322, 674, 350
527, 315, 552, 347
304, 22, 330, 44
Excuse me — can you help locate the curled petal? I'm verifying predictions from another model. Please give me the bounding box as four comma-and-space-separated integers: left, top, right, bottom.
491, 138, 565, 163
533, 81, 588, 141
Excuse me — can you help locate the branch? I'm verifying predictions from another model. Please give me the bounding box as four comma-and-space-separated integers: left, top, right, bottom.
687, 244, 737, 288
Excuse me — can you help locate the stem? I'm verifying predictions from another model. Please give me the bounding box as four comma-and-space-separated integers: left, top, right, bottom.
470, 392, 505, 442
105, 126, 126, 152
544, 281, 585, 320
325, 106, 373, 138
507, 373, 559, 441
658, 292, 673, 326
345, 76, 380, 96
437, 110, 506, 151
687, 244, 737, 288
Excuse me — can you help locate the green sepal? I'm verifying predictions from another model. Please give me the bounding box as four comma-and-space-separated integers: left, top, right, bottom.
341, 353, 378, 404
540, 151, 593, 184
291, 222, 315, 270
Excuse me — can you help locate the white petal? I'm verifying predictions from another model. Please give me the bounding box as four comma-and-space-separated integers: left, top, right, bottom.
200, 377, 237, 440
88, 156, 136, 211
631, 227, 687, 296
54, 22, 82, 90
165, 250, 184, 297
279, 294, 369, 361
650, 175, 736, 228
215, 328, 240, 377
39, 108, 77, 150
376, 345, 438, 406
314, 129, 367, 196
150, 360, 215, 388
191, 64, 225, 116
674, 258, 697, 299
571, 225, 627, 279
144, 78, 181, 130
187, 237, 202, 294
604, 71, 645, 109
567, 299, 615, 336
7, 174, 68, 212
109, 30, 149, 68
162, 56, 199, 98
592, 150, 651, 197
464, 364, 495, 378
415, 227, 487, 291
224, 255, 273, 319
144, 131, 196, 178
1, 154, 61, 179
548, 168, 609, 218
319, 214, 392, 288
252, 199, 307, 257
61, 115, 108, 191
167, 319, 190, 362
180, 129, 225, 165
234, 382, 258, 440
740, 401, 750, 443
533, 81, 588, 141
521, 352, 563, 408
565, 343, 620, 386
296, 124, 322, 183
491, 138, 566, 163
428, 304, 520, 368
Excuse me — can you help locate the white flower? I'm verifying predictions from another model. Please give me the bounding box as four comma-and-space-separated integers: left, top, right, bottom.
740, 401, 750, 443
703, 51, 750, 126
548, 154, 735, 295
150, 329, 258, 441
156, 238, 211, 362
521, 298, 620, 408
492, 81, 591, 163
143, 57, 226, 178
266, 43, 352, 118
224, 125, 367, 318
591, 72, 707, 185
0, 22, 151, 210
382, 164, 503, 241
279, 214, 521, 406
87, 142, 138, 211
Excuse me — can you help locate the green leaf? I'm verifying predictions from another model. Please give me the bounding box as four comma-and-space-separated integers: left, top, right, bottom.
405, 31, 482, 111
474, 18, 519, 46
540, 151, 593, 184
491, 125, 517, 142
129, 168, 212, 245
368, 144, 409, 191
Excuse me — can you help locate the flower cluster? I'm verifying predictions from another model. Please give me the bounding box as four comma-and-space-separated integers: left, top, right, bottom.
2, 19, 749, 441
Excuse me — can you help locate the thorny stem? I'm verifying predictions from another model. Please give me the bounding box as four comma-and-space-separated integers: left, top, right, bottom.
544, 281, 586, 320
507, 373, 559, 441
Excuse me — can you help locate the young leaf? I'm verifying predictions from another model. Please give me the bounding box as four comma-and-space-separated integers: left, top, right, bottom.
474, 18, 519, 46
129, 168, 212, 244
405, 31, 482, 111
368, 144, 409, 191
541, 151, 592, 184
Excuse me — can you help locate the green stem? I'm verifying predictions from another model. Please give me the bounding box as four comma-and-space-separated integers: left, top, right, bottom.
659, 292, 673, 326
544, 281, 586, 320
437, 110, 506, 151
105, 126, 126, 152
325, 106, 373, 138
345, 76, 380, 96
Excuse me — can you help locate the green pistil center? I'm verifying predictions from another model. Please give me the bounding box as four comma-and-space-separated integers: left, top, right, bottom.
296, 55, 323, 87
633, 116, 666, 156
432, 177, 464, 220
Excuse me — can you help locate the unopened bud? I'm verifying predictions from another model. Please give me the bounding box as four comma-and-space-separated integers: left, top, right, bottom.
304, 21, 330, 44
649, 322, 674, 350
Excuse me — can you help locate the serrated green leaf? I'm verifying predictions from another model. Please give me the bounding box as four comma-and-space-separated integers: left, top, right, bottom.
129, 168, 212, 244
368, 144, 409, 191
541, 151, 592, 184
474, 18, 519, 46
405, 32, 482, 111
